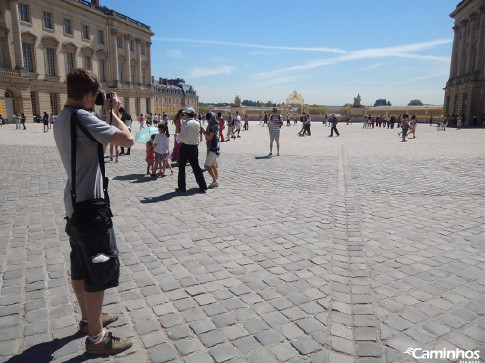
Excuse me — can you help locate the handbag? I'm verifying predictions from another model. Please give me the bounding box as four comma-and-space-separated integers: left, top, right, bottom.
69, 110, 118, 281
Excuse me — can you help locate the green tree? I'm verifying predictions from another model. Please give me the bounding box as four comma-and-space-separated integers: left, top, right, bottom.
408, 99, 423, 106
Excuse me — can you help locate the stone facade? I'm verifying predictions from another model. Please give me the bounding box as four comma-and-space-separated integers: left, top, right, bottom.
443, 0, 485, 126
0, 0, 153, 123
152, 77, 198, 117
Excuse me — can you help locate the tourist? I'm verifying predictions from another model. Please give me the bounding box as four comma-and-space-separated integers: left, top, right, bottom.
329, 114, 340, 137
43, 112, 49, 132
163, 112, 168, 126
429, 116, 433, 126
175, 106, 207, 193
217, 112, 225, 142
457, 114, 463, 129
263, 112, 268, 125
14, 112, 21, 129
53, 68, 133, 355
200, 112, 220, 188
139, 114, 145, 130
244, 113, 249, 130
146, 135, 155, 176
109, 143, 119, 162
49, 113, 55, 129
226, 111, 234, 141
0, 113, 4, 126
153, 123, 173, 177
153, 113, 159, 126
232, 111, 242, 138
21, 113, 26, 130
268, 107, 283, 156
397, 115, 402, 128
400, 114, 409, 142
303, 113, 311, 136
170, 109, 183, 163
118, 107, 132, 155
409, 115, 417, 138
287, 114, 291, 126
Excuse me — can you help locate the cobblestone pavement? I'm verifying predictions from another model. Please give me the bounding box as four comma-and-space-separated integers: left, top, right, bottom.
0, 122, 484, 362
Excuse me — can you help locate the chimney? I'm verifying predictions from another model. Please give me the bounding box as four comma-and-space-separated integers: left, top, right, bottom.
91, 0, 99, 6
159, 77, 162, 84
151, 76, 154, 84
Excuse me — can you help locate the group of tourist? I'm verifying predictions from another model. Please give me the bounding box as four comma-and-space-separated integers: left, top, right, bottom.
137, 112, 169, 130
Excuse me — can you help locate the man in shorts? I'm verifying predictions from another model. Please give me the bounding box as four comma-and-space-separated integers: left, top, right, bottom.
53, 68, 134, 355
268, 107, 283, 156
118, 107, 132, 155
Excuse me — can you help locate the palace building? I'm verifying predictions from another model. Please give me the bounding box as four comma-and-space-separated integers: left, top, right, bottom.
0, 0, 154, 122
443, 0, 485, 125
152, 77, 198, 116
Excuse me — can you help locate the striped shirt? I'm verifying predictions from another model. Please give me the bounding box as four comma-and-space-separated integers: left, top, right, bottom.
269, 114, 282, 131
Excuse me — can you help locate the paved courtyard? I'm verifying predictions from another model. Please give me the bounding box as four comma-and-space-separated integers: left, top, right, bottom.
0, 121, 484, 363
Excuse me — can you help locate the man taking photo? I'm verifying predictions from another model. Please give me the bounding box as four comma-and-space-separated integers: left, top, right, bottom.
53, 68, 133, 355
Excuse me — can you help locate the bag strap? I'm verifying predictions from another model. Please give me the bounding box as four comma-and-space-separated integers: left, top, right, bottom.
70, 110, 110, 209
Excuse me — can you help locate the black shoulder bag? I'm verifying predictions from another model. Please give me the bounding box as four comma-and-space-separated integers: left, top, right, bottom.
69, 110, 119, 278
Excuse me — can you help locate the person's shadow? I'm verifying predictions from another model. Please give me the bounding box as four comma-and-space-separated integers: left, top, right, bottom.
3, 331, 93, 363
255, 155, 272, 160
113, 173, 156, 184
140, 188, 202, 203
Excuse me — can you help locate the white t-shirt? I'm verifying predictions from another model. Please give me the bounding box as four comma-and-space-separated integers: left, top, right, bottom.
153, 132, 170, 154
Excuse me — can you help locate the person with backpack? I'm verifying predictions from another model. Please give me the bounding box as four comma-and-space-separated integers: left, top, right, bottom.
329, 114, 340, 137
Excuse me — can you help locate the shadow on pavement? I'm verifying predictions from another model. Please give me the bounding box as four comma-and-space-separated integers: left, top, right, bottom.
255, 155, 272, 160
113, 173, 157, 184
3, 331, 88, 363
140, 188, 202, 203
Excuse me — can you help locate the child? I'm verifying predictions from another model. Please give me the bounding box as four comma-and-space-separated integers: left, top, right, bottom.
146, 134, 155, 176
153, 123, 174, 177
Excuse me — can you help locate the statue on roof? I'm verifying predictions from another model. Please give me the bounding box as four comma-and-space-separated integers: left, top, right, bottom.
353, 94, 362, 108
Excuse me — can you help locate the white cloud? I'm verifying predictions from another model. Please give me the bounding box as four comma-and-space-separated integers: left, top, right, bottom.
167, 50, 182, 58
254, 38, 452, 78
188, 65, 236, 78
154, 37, 347, 54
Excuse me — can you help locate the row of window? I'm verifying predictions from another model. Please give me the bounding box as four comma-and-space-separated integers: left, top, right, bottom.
19, 3, 146, 55
30, 91, 58, 116
21, 41, 146, 84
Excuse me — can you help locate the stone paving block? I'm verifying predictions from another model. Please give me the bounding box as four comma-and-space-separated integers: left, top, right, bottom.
199, 329, 226, 348
141, 330, 167, 349
356, 341, 382, 357
233, 336, 262, 355
331, 336, 354, 355
290, 336, 321, 355
147, 343, 177, 363
246, 348, 279, 363
209, 343, 239, 362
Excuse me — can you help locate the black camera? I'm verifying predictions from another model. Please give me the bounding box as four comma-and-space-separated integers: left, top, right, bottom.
94, 89, 111, 106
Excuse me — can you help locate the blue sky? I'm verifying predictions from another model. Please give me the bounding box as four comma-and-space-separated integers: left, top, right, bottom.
105, 0, 457, 106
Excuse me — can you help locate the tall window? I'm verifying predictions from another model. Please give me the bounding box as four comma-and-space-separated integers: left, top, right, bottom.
140, 43, 145, 55
135, 98, 140, 117
82, 25, 89, 40
66, 52, 74, 73
43, 12, 52, 29
19, 4, 29, 22
116, 36, 122, 48
99, 59, 105, 81
146, 98, 151, 114
129, 40, 134, 51
46, 48, 56, 75
83, 55, 91, 70
141, 68, 146, 85
30, 92, 38, 116
64, 19, 72, 35
22, 42, 33, 72
0, 39, 5, 68
49, 93, 58, 115
118, 62, 123, 83
98, 30, 104, 44
130, 65, 135, 84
